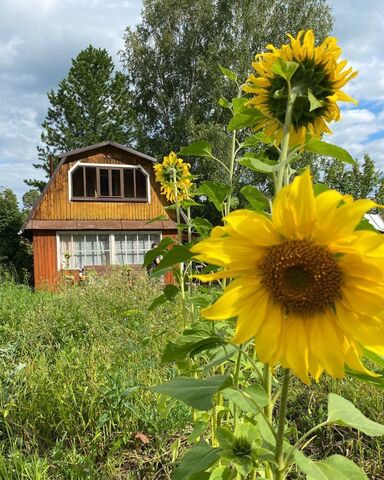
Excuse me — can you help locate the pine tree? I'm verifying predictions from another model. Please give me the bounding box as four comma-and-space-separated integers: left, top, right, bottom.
27, 45, 135, 190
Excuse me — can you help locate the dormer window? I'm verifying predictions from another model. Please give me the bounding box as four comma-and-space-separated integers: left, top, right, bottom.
69, 164, 149, 202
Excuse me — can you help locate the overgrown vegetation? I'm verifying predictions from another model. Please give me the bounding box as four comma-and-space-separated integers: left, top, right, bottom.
0, 269, 383, 478
0, 269, 188, 479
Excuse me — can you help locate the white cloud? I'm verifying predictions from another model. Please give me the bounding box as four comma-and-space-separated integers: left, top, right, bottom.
0, 0, 143, 200
1, 0, 384, 199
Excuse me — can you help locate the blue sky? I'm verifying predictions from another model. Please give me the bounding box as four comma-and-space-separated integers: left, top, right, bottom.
0, 0, 384, 200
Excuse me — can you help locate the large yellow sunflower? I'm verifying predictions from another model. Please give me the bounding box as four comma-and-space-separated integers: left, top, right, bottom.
191, 171, 384, 383
154, 152, 192, 203
243, 30, 357, 146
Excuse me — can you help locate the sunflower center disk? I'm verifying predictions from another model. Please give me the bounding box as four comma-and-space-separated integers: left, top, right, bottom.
260, 240, 343, 315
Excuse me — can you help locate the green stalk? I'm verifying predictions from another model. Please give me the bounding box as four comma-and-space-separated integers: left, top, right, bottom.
275, 369, 291, 479
225, 128, 237, 216
276, 83, 296, 191
172, 170, 187, 328
233, 345, 243, 429
263, 364, 273, 479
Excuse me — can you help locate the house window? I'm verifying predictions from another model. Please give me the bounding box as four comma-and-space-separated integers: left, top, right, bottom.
70, 165, 149, 201
59, 232, 161, 269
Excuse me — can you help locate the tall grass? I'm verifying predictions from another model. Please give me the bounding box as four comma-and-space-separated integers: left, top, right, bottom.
0, 269, 189, 479
0, 269, 383, 478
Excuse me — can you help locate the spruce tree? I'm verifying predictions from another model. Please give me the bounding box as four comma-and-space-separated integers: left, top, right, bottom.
27, 45, 135, 190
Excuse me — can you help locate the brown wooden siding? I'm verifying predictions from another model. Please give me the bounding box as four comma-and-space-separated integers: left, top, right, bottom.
33, 231, 58, 289
33, 147, 172, 222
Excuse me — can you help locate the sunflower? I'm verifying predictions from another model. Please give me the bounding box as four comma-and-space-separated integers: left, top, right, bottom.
243, 30, 357, 146
154, 152, 192, 203
191, 170, 384, 383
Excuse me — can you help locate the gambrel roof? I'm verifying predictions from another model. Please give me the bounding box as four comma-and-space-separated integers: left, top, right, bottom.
21, 141, 160, 234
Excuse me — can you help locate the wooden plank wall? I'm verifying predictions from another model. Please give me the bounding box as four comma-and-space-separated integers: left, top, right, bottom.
33, 231, 58, 289
33, 147, 171, 222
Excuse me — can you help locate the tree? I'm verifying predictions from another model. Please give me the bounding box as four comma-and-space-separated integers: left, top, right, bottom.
121, 0, 333, 160
27, 45, 136, 190
22, 188, 40, 213
321, 154, 384, 203
0, 189, 32, 281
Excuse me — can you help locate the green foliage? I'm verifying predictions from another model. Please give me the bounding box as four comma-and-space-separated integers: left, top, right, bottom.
304, 138, 355, 165
0, 189, 32, 281
241, 186, 270, 211
321, 154, 384, 205
152, 375, 231, 411
327, 393, 384, 436
21, 188, 40, 213
271, 58, 299, 81
172, 443, 221, 480
27, 45, 135, 190
197, 181, 231, 211
0, 272, 189, 478
294, 450, 368, 480
121, 0, 333, 192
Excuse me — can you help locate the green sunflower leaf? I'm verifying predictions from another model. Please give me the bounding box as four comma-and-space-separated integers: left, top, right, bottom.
327, 393, 384, 436
218, 97, 231, 109
346, 367, 384, 390
219, 65, 238, 82
241, 132, 274, 148
271, 58, 299, 81
151, 375, 232, 411
238, 156, 280, 173
192, 217, 213, 236
232, 97, 248, 113
161, 328, 227, 363
148, 285, 179, 310
294, 450, 368, 480
209, 465, 236, 480
179, 140, 213, 157
308, 88, 325, 111
241, 186, 270, 211
304, 138, 356, 165
196, 181, 231, 211
151, 245, 194, 277
172, 443, 221, 480
143, 237, 176, 267
228, 107, 266, 131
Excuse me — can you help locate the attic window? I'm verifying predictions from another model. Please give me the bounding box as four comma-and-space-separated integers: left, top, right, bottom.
70, 164, 149, 201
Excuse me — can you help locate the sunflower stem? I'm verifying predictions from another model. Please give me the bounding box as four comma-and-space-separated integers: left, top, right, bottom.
263, 364, 273, 479
225, 86, 243, 216
275, 369, 291, 479
233, 345, 243, 429
172, 169, 188, 328
276, 82, 296, 192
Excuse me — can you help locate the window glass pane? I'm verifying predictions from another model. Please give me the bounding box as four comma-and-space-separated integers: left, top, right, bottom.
72, 167, 84, 197
86, 235, 97, 252
111, 170, 121, 196
73, 235, 85, 253
85, 167, 97, 197
98, 235, 110, 265
135, 169, 147, 198
60, 234, 72, 269
100, 169, 109, 196
149, 233, 161, 248
126, 234, 137, 264
123, 169, 134, 198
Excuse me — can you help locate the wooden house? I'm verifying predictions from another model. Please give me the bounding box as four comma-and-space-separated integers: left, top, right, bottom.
21, 141, 177, 288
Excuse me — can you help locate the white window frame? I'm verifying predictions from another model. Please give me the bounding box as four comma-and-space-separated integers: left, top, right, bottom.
67, 161, 151, 203
57, 230, 162, 270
